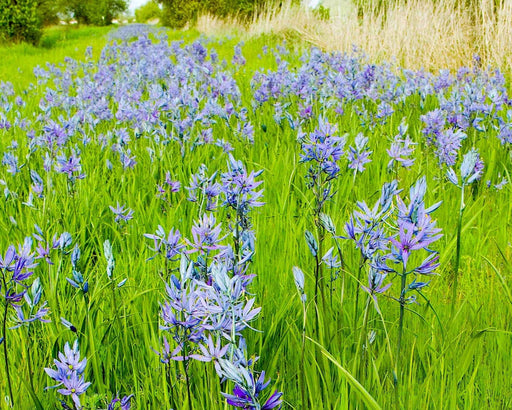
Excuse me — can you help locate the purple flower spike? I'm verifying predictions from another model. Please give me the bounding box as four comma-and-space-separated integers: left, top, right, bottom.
109, 202, 134, 223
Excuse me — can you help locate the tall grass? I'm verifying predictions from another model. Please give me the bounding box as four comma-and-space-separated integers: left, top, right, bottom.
197, 0, 512, 74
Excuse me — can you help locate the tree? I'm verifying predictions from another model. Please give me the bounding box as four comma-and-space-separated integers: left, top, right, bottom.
36, 0, 60, 26
102, 0, 128, 24
0, 0, 42, 44
135, 1, 161, 23
60, 0, 128, 25
157, 0, 272, 29
158, 0, 200, 29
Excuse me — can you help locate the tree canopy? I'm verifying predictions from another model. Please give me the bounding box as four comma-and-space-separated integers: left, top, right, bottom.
135, 1, 161, 23
156, 0, 273, 29
55, 0, 128, 25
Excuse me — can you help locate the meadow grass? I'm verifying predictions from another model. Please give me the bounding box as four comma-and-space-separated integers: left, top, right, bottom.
0, 26, 112, 91
0, 23, 511, 410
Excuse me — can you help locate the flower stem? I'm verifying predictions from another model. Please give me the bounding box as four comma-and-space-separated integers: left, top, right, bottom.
234, 210, 241, 263
396, 270, 408, 379
394, 270, 408, 410
26, 326, 35, 391
451, 186, 465, 314
2, 297, 13, 407
333, 237, 345, 314
25, 327, 43, 410
184, 361, 192, 409
315, 218, 327, 311
183, 335, 193, 409
354, 254, 365, 331
300, 301, 307, 410
166, 362, 175, 408
354, 296, 371, 380
313, 175, 326, 311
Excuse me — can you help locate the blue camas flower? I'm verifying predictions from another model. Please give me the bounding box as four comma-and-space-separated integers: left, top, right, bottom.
218, 360, 283, 410
299, 116, 346, 181
45, 340, 91, 409
348, 133, 372, 174
144, 226, 185, 262
108, 394, 134, 410
188, 214, 226, 254
109, 202, 134, 223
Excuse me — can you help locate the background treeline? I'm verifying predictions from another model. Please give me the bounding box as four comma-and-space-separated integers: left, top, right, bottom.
0, 0, 278, 44
138, 0, 288, 28
0, 0, 127, 44
4, 0, 508, 47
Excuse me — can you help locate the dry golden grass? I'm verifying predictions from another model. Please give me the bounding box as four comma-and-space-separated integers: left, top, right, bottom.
196, 0, 512, 73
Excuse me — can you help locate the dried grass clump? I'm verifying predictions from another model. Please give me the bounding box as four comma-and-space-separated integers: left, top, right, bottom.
196, 0, 512, 74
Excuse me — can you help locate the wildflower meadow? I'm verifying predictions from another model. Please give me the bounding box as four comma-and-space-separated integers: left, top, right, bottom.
1, 24, 512, 409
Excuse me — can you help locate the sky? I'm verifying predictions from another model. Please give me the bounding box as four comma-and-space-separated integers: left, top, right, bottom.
128, 0, 148, 13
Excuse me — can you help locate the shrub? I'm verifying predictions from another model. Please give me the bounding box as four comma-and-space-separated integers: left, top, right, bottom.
159, 0, 200, 29
0, 0, 42, 44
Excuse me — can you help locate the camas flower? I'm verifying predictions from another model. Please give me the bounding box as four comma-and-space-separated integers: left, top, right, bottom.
189, 335, 229, 373
387, 122, 415, 169
348, 133, 372, 173
57, 373, 91, 409
362, 267, 392, 304
221, 155, 264, 214
45, 340, 90, 409
109, 202, 134, 223
299, 116, 346, 180
144, 226, 185, 261
390, 220, 441, 270
447, 148, 484, 187
107, 394, 134, 410
218, 361, 283, 410
55, 150, 86, 181
188, 214, 225, 254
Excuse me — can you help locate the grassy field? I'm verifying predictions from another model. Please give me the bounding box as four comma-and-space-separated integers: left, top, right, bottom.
0, 23, 511, 410
0, 26, 111, 91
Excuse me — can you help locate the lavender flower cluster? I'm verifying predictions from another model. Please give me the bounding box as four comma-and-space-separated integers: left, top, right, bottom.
146, 154, 281, 409
253, 46, 510, 184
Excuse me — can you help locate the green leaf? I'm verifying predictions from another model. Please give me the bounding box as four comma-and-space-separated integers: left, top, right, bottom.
307, 337, 382, 410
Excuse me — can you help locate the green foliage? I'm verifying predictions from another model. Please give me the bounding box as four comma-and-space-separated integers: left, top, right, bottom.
0, 0, 42, 44
157, 0, 279, 29
159, 0, 201, 29
202, 0, 268, 19
135, 1, 161, 23
61, 0, 127, 25
101, 0, 128, 24
0, 0, 126, 44
313, 5, 330, 21
36, 0, 60, 27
